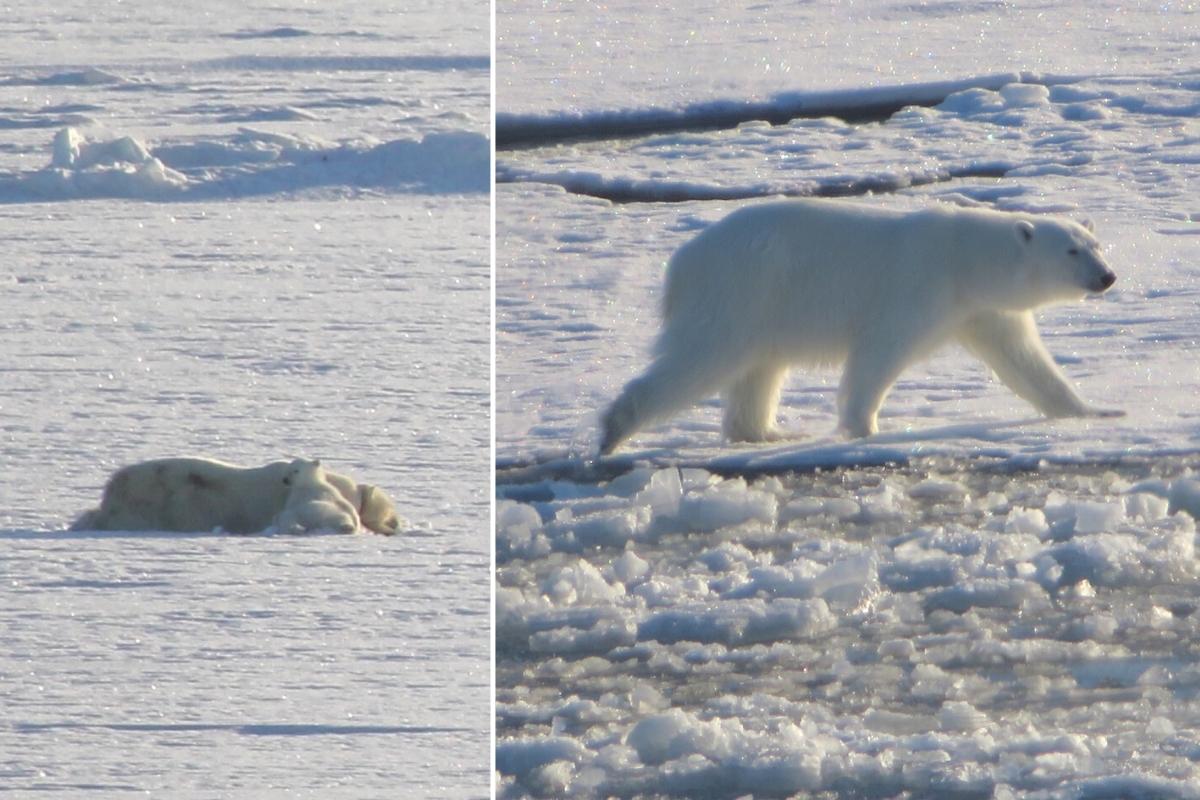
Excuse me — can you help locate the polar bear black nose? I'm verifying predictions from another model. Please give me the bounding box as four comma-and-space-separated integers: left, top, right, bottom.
1100, 271, 1116, 290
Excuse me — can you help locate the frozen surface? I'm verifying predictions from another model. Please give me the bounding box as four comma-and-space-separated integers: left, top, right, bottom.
497, 2, 1200, 797
1, 2, 489, 798
6, 527, 488, 797
498, 460, 1200, 798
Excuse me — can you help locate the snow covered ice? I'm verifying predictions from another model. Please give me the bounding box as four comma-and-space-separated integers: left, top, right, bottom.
0, 2, 489, 797
498, 462, 1200, 798
497, 2, 1200, 797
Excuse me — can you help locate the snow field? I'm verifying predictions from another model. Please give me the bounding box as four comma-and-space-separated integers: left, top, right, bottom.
497, 1, 1196, 119
1, 1, 491, 797
0, 198, 492, 799
5, 528, 488, 797
499, 72, 1200, 207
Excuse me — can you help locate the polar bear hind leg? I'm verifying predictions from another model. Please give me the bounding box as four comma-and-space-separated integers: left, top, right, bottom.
722, 362, 789, 442
600, 347, 744, 454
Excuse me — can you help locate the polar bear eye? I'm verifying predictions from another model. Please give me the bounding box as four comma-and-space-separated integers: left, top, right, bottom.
1068, 248, 1079, 256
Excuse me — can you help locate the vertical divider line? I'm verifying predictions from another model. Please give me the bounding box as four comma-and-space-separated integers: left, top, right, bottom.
488, 0, 499, 793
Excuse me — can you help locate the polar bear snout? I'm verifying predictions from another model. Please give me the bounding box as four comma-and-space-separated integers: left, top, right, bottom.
1087, 267, 1117, 294
1076, 249, 1116, 295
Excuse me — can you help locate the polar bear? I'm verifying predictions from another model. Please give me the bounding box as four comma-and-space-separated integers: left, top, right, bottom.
71, 458, 294, 533
71, 457, 402, 534
320, 471, 403, 535
273, 458, 361, 534
599, 199, 1118, 454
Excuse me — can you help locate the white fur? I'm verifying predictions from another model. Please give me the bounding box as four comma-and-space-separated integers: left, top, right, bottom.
274, 459, 361, 534
600, 199, 1117, 453
71, 457, 402, 534
322, 471, 403, 535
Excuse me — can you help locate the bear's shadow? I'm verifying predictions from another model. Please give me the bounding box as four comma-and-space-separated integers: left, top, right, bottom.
711, 415, 1058, 473
0, 526, 348, 542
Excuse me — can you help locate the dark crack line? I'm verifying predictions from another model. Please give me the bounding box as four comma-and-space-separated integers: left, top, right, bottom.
497, 98, 916, 150
496, 73, 1079, 149
497, 164, 1010, 204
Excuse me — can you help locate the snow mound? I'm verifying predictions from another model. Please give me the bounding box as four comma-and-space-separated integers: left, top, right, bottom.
25, 126, 187, 199
1, 67, 134, 86
0, 126, 489, 202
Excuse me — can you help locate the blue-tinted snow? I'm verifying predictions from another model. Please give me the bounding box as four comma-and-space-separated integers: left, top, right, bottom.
0, 2, 490, 797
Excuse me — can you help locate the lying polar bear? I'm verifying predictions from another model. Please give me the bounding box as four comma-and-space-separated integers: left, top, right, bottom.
274, 458, 360, 534
71, 456, 403, 535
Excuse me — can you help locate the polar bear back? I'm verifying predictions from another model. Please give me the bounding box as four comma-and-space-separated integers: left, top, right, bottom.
658, 200, 1023, 363
82, 457, 293, 533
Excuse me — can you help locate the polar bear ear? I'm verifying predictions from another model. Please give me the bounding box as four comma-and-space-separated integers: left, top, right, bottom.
1015, 220, 1035, 244
1078, 217, 1095, 232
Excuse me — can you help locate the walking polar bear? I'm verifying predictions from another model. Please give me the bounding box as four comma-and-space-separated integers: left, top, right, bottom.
600, 199, 1119, 454
71, 457, 402, 534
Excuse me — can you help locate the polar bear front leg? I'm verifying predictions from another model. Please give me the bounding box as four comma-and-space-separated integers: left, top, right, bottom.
722, 362, 788, 442
957, 310, 1093, 418
273, 507, 304, 535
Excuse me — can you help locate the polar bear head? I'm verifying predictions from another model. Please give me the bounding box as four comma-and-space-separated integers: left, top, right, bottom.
1006, 216, 1116, 307
282, 458, 325, 488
